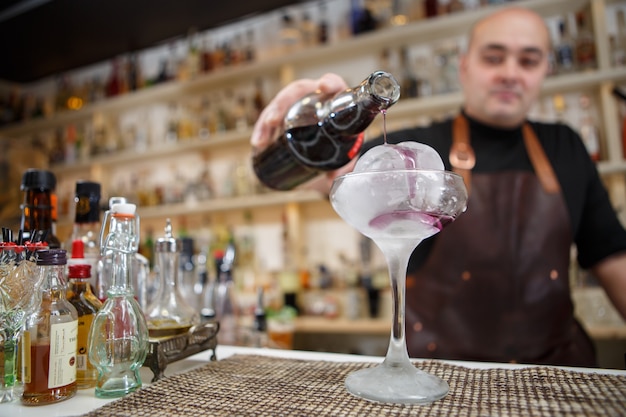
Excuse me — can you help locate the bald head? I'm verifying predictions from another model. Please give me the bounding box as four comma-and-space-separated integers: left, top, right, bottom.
459, 7, 551, 128
467, 7, 551, 53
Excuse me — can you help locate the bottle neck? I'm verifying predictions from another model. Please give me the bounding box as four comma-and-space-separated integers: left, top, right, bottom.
21, 189, 60, 247
103, 216, 138, 295
40, 263, 68, 295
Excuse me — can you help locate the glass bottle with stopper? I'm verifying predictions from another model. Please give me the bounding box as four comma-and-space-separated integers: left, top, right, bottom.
145, 219, 199, 337
252, 70, 400, 191
88, 203, 149, 398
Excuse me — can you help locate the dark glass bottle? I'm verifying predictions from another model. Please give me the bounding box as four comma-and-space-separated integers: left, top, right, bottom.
20, 169, 61, 248
67, 180, 102, 290
252, 71, 400, 191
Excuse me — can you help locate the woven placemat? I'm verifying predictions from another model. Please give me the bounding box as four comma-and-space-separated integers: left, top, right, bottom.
81, 354, 626, 417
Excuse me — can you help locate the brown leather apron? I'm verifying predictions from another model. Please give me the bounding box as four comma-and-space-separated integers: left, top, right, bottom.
405, 115, 596, 367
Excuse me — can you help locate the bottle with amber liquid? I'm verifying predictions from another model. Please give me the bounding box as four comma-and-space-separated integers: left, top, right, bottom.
252, 71, 400, 191
19, 169, 61, 248
66, 240, 103, 389
22, 249, 78, 405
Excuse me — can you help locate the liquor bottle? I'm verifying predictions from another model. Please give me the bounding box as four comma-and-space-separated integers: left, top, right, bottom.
145, 219, 199, 338
213, 241, 239, 345
300, 11, 317, 47
66, 240, 102, 389
399, 46, 418, 99
578, 94, 601, 162
252, 70, 400, 190
554, 17, 575, 74
317, 1, 329, 45
67, 180, 102, 290
22, 249, 78, 405
250, 286, 268, 348
19, 169, 61, 248
574, 12, 597, 71
612, 9, 626, 67
88, 203, 149, 398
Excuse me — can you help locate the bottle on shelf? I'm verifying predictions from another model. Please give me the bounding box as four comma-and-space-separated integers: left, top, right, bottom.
66, 180, 102, 290
22, 249, 78, 405
250, 286, 268, 348
145, 219, 199, 337
612, 9, 626, 67
554, 17, 575, 74
66, 240, 103, 389
574, 11, 597, 71
578, 94, 601, 162
252, 70, 400, 191
214, 240, 239, 345
317, 0, 329, 45
300, 11, 317, 47
19, 169, 61, 248
279, 13, 302, 54
88, 203, 149, 398
399, 46, 418, 99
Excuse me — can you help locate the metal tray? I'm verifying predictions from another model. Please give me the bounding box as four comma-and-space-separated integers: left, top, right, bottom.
144, 320, 220, 382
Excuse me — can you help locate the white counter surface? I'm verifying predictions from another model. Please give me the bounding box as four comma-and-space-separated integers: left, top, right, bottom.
3, 345, 625, 417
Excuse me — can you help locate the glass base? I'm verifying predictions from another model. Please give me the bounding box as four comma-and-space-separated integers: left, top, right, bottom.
345, 360, 449, 404
95, 372, 143, 399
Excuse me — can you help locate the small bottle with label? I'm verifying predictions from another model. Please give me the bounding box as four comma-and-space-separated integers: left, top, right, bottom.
66, 240, 103, 389
21, 249, 78, 405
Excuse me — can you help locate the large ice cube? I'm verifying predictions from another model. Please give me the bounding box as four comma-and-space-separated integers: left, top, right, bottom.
340, 142, 447, 238
354, 141, 444, 172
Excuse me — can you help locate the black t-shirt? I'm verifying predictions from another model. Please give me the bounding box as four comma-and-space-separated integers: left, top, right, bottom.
361, 112, 626, 273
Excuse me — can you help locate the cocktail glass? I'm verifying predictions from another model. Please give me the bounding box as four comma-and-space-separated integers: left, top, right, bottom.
0, 243, 45, 402
330, 169, 467, 404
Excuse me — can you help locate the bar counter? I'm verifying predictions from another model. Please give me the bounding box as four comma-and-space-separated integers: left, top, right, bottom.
6, 346, 626, 417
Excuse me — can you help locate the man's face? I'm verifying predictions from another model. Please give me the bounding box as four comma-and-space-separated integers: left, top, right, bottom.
459, 10, 550, 128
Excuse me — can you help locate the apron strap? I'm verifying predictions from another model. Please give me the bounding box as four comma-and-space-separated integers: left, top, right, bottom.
449, 114, 561, 195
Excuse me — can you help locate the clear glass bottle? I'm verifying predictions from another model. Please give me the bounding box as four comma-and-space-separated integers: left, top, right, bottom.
66, 240, 103, 389
252, 71, 400, 191
574, 11, 597, 71
96, 196, 150, 305
88, 203, 149, 398
555, 17, 575, 74
145, 219, 199, 338
21, 249, 78, 405
578, 94, 601, 162
67, 180, 101, 290
214, 243, 239, 346
19, 169, 61, 248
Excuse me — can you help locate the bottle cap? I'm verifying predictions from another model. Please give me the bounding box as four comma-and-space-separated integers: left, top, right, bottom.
36, 248, 67, 265
21, 169, 56, 191
155, 218, 180, 253
75, 180, 101, 197
71, 239, 85, 258
68, 264, 91, 279
111, 203, 136, 215
108, 196, 127, 208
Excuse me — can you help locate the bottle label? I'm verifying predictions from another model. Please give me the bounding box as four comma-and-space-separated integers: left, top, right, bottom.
76, 315, 94, 371
21, 330, 32, 384
48, 321, 78, 388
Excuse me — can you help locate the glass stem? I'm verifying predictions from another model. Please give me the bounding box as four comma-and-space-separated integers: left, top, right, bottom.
382, 241, 419, 367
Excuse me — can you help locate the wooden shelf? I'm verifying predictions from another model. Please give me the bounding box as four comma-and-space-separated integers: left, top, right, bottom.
294, 316, 390, 336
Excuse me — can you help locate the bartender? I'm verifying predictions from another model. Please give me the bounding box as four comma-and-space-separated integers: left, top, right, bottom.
251, 7, 626, 367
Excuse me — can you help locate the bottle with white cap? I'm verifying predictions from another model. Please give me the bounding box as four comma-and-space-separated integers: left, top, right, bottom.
87, 202, 149, 398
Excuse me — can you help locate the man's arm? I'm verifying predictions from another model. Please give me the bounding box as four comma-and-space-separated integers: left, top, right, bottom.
591, 251, 626, 320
